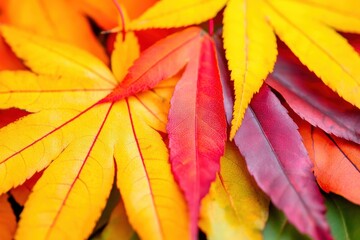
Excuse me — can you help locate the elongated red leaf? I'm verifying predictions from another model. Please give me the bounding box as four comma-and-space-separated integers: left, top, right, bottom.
267, 46, 360, 144
167, 35, 226, 238
102, 27, 203, 102
299, 120, 360, 205
233, 85, 332, 240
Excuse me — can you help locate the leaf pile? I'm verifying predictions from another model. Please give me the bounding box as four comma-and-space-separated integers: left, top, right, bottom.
1, 0, 360, 240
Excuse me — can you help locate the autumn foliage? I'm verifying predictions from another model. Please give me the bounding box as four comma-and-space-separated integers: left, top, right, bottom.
1, 0, 360, 239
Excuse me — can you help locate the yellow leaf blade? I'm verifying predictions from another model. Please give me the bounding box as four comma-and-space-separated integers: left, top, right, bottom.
128, 76, 179, 133
266, 1, 360, 111
0, 194, 16, 240
111, 32, 140, 82
274, 0, 360, 33
0, 111, 77, 193
224, 0, 277, 139
129, 0, 228, 30
199, 142, 269, 240
0, 101, 109, 194
115, 100, 190, 240
0, 71, 112, 112
0, 25, 116, 88
16, 103, 116, 239
3, 0, 108, 63
110, 3, 140, 83
93, 199, 136, 240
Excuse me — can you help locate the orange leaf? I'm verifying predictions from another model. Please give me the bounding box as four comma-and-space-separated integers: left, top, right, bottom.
299, 120, 360, 205
121, 0, 158, 19
10, 171, 43, 206
0, 38, 24, 70
3, 0, 108, 63
71, 0, 118, 30
0, 194, 16, 240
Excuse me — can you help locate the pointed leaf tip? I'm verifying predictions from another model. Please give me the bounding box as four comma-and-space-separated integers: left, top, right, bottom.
167, 35, 227, 238
224, 0, 277, 140
268, 49, 360, 144
234, 86, 332, 240
102, 27, 204, 103
129, 0, 227, 30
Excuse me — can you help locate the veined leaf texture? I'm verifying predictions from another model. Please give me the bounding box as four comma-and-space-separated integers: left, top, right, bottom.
1, 0, 360, 239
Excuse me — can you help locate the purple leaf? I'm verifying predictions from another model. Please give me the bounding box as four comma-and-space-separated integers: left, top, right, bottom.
233, 85, 332, 240
267, 46, 360, 144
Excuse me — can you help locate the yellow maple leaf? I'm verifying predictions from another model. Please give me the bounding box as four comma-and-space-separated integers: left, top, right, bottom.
0, 25, 189, 240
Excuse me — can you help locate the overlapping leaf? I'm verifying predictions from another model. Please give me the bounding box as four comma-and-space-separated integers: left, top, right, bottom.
232, 86, 331, 240
273, 0, 360, 33
199, 142, 269, 240
299, 120, 360, 205
326, 194, 360, 240
265, 194, 360, 240
129, 0, 227, 30
2, 0, 108, 62
115, 97, 190, 240
110, 3, 140, 83
0, 108, 28, 128
223, 0, 277, 139
0, 38, 24, 70
70, 0, 118, 30
103, 27, 204, 102
0, 194, 16, 240
167, 34, 226, 238
263, 0, 360, 111
126, 0, 360, 139
2, 1, 360, 239
0, 25, 190, 240
93, 198, 136, 240
264, 205, 311, 240
267, 46, 360, 144
1, 26, 116, 86
10, 171, 42, 206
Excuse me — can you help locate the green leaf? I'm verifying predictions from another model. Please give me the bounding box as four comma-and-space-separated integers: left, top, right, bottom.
326, 194, 360, 240
263, 204, 311, 240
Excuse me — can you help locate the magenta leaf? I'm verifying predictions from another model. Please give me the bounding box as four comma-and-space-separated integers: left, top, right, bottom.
233, 85, 332, 240
267, 46, 360, 144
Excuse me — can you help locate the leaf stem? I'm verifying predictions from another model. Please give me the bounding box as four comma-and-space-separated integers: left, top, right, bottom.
208, 19, 214, 36
112, 0, 126, 41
